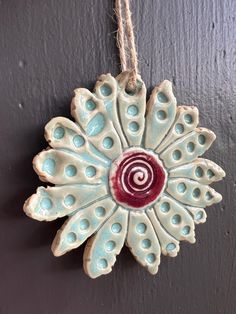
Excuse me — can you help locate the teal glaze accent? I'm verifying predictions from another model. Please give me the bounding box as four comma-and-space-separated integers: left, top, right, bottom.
198, 134, 206, 144
207, 169, 215, 178
100, 84, 112, 96
64, 194, 76, 207
103, 137, 113, 149
42, 158, 56, 175
136, 223, 147, 234
85, 99, 96, 111
172, 150, 182, 160
67, 232, 77, 243
196, 211, 204, 220
172, 214, 181, 224
175, 123, 184, 134
157, 92, 169, 103
141, 239, 151, 249
205, 191, 213, 200
80, 218, 90, 230
73, 135, 85, 147
184, 114, 193, 124
95, 206, 106, 217
127, 105, 139, 116
40, 198, 52, 210
177, 182, 187, 193
156, 110, 167, 120
193, 188, 201, 198
146, 253, 156, 263
129, 121, 139, 132
86, 113, 105, 136
98, 258, 108, 269
195, 166, 204, 177
54, 127, 65, 139
105, 240, 116, 252
111, 223, 122, 233
181, 226, 190, 235
187, 142, 195, 152
65, 165, 77, 177
160, 202, 170, 212
166, 243, 176, 251
85, 166, 96, 177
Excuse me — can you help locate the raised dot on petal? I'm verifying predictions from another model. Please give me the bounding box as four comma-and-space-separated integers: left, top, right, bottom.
182, 226, 190, 235
40, 198, 52, 210
187, 142, 195, 152
146, 253, 156, 264
100, 84, 112, 96
198, 134, 206, 145
67, 232, 77, 243
98, 258, 108, 269
105, 240, 116, 252
42, 158, 56, 175
103, 137, 114, 149
175, 123, 184, 134
207, 169, 215, 178
195, 166, 204, 177
172, 214, 181, 225
85, 166, 96, 178
111, 223, 122, 233
196, 211, 204, 220
160, 202, 170, 213
64, 194, 75, 207
166, 243, 176, 251
193, 188, 201, 198
141, 239, 151, 249
205, 191, 213, 200
80, 218, 90, 230
157, 110, 167, 120
54, 127, 65, 139
184, 114, 193, 124
65, 165, 77, 177
136, 223, 147, 234
127, 105, 139, 116
177, 182, 186, 193
85, 99, 96, 111
129, 121, 139, 132
172, 149, 182, 161
95, 206, 106, 217
73, 135, 85, 148
157, 92, 169, 103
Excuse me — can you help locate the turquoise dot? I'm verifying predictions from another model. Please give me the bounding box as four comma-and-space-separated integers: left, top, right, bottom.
98, 258, 108, 269
172, 214, 181, 225
157, 110, 167, 120
182, 226, 190, 235
175, 123, 184, 134
86, 113, 105, 136
146, 253, 156, 264
196, 211, 204, 220
187, 142, 195, 152
73, 135, 85, 148
64, 195, 75, 207
141, 239, 151, 249
40, 198, 52, 210
54, 127, 65, 139
103, 137, 113, 149
195, 166, 204, 178
136, 223, 147, 234
184, 114, 193, 124
85, 166, 96, 178
166, 243, 176, 251
85, 99, 96, 111
111, 223, 122, 233
80, 218, 90, 230
157, 92, 169, 103
205, 191, 213, 200
177, 182, 186, 193
105, 240, 116, 252
160, 202, 170, 213
127, 105, 139, 116
172, 150, 182, 160
207, 169, 215, 178
193, 188, 201, 198
100, 84, 112, 96
42, 158, 56, 175
67, 232, 76, 243
65, 165, 77, 177
95, 206, 106, 217
129, 121, 139, 132
198, 134, 206, 145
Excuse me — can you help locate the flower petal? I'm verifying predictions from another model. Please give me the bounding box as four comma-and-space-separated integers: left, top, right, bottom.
126, 211, 161, 275
160, 128, 216, 169
51, 196, 117, 256
116, 71, 146, 146
83, 207, 128, 278
147, 208, 180, 257
71, 75, 123, 160
167, 178, 222, 207
185, 206, 207, 224
33, 149, 107, 185
23, 184, 107, 221
145, 80, 177, 149
156, 106, 199, 153
169, 158, 226, 184
154, 195, 195, 243
45, 117, 110, 167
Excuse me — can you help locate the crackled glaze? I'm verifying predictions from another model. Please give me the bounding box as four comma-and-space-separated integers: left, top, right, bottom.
24, 72, 225, 278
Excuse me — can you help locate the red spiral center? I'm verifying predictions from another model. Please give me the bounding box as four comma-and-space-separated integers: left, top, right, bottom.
109, 149, 166, 209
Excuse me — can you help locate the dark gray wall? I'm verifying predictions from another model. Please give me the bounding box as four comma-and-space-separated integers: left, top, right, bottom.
0, 0, 235, 313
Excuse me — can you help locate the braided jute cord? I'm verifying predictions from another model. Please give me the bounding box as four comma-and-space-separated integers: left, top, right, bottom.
115, 0, 139, 91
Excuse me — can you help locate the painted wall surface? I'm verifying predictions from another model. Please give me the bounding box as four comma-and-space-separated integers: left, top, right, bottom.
0, 0, 235, 313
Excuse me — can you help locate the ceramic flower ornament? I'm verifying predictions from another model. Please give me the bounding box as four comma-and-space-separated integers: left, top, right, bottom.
24, 72, 225, 278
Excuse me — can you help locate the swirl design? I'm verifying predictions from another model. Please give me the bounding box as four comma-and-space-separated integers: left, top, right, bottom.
110, 149, 167, 209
